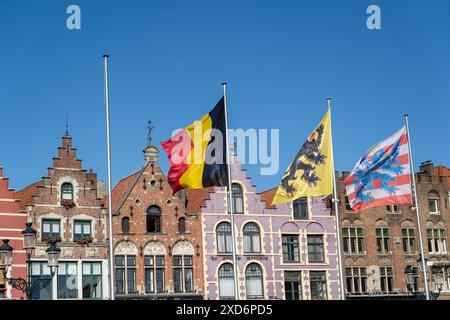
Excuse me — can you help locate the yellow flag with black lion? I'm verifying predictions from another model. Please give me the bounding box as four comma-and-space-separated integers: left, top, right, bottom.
272, 108, 333, 205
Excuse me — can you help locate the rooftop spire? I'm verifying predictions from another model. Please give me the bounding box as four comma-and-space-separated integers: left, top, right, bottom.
65, 115, 69, 137
147, 119, 155, 145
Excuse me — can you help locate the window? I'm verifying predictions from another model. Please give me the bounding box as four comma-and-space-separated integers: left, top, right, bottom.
74, 220, 91, 238
282, 235, 300, 263
402, 228, 416, 254
343, 227, 365, 254
61, 182, 74, 200
178, 217, 186, 234
376, 228, 390, 254
57, 262, 78, 299
216, 222, 232, 254
344, 196, 353, 211
245, 263, 264, 299
218, 263, 235, 299
230, 183, 244, 214
121, 217, 130, 234
42, 219, 60, 238
386, 205, 400, 214
243, 223, 261, 253
146, 205, 161, 233
380, 267, 393, 294
310, 271, 328, 300
293, 197, 308, 220
428, 198, 440, 214
427, 228, 447, 254
173, 255, 194, 293
115, 255, 136, 294
307, 235, 325, 263
30, 262, 52, 300
284, 271, 302, 300
345, 267, 367, 294
145, 255, 165, 293
82, 262, 102, 299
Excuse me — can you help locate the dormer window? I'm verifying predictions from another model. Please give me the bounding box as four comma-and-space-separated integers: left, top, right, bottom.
61, 183, 74, 201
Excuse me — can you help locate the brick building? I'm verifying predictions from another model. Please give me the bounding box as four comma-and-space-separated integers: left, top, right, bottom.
0, 167, 26, 299
110, 138, 204, 299
16, 134, 109, 300
186, 154, 341, 300
336, 161, 450, 299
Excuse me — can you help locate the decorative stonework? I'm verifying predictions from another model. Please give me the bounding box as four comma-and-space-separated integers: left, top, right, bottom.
36, 248, 47, 258
114, 241, 138, 255
172, 240, 194, 255
86, 247, 100, 257
143, 241, 166, 255
63, 248, 75, 258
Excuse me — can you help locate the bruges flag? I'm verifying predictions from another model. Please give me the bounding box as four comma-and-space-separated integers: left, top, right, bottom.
161, 98, 228, 194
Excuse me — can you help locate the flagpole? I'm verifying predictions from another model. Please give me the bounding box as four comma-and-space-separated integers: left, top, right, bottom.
103, 54, 115, 300
327, 97, 346, 300
404, 114, 430, 300
222, 82, 240, 300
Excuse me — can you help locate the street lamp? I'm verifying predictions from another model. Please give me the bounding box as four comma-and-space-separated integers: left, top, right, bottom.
0, 240, 13, 269
404, 265, 416, 292
46, 240, 61, 275
22, 222, 37, 258
0, 223, 61, 299
431, 266, 444, 299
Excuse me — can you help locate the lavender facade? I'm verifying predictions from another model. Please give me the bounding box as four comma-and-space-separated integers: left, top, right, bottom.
186, 156, 341, 300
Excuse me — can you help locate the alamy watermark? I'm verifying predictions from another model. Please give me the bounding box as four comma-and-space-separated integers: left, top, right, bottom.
167, 125, 280, 176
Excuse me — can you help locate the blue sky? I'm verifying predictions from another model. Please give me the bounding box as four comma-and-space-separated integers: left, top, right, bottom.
0, 0, 449, 192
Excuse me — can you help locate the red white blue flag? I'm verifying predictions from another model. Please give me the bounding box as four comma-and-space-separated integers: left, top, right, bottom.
344, 126, 412, 212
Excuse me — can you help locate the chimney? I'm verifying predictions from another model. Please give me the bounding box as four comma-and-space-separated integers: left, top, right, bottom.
419, 160, 433, 175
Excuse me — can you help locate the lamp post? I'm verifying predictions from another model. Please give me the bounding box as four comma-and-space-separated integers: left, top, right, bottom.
0, 223, 60, 300
431, 266, 444, 300
404, 265, 416, 293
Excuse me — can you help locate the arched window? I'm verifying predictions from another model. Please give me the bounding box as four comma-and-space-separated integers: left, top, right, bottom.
216, 222, 232, 253
231, 183, 244, 214
243, 223, 261, 253
245, 263, 264, 299
178, 217, 186, 234
122, 217, 130, 234
146, 206, 161, 233
218, 263, 235, 299
61, 182, 74, 200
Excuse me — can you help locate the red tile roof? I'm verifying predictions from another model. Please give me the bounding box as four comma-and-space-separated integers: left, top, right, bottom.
185, 187, 214, 213
260, 187, 277, 209
106, 170, 142, 213
16, 181, 44, 210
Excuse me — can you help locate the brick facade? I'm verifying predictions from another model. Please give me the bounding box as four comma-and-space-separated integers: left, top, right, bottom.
16, 135, 109, 300
0, 167, 26, 299
336, 162, 450, 299
110, 141, 204, 299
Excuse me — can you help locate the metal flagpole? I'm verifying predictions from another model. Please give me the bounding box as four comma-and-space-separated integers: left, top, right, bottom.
222, 82, 240, 300
327, 97, 346, 300
103, 54, 115, 300
404, 114, 430, 300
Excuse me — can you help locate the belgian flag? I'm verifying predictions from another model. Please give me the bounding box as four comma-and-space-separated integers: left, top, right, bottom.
161, 98, 228, 193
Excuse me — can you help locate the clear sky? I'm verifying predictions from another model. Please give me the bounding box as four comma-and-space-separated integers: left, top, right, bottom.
1, 0, 449, 193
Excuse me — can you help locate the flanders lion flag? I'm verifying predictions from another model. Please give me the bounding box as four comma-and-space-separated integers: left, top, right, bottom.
161, 98, 228, 194
272, 108, 333, 205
